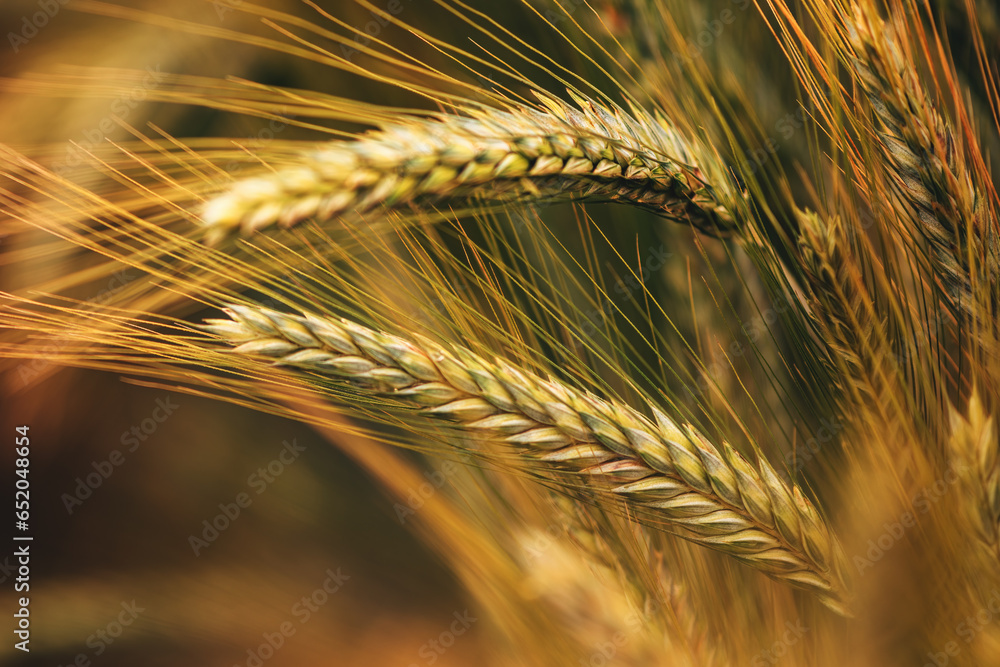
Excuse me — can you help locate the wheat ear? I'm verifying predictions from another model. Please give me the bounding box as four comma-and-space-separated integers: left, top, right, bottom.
514, 525, 721, 667
796, 208, 937, 496
795, 209, 917, 419
200, 91, 737, 242
951, 391, 1000, 557
202, 303, 852, 614
845, 6, 999, 317
797, 211, 883, 401
535, 497, 727, 667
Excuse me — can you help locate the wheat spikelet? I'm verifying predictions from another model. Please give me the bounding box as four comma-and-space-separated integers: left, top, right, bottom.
844, 4, 999, 318
200, 91, 737, 242
201, 303, 852, 614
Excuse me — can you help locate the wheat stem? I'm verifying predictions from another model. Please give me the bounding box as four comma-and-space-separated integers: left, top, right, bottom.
202, 303, 852, 614
200, 91, 738, 242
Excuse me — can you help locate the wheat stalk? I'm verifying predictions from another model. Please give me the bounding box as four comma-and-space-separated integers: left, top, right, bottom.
200, 91, 737, 242
844, 4, 999, 318
201, 303, 852, 614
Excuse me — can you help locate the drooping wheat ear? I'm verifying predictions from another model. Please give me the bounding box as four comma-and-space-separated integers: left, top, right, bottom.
845, 5, 999, 317
951, 391, 999, 558
200, 91, 738, 242
202, 303, 852, 614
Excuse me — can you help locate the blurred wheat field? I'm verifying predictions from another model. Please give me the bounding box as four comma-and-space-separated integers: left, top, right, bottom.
1, 0, 999, 666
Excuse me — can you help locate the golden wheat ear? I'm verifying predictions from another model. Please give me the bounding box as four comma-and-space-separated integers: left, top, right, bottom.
200, 303, 852, 615
198, 91, 737, 243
